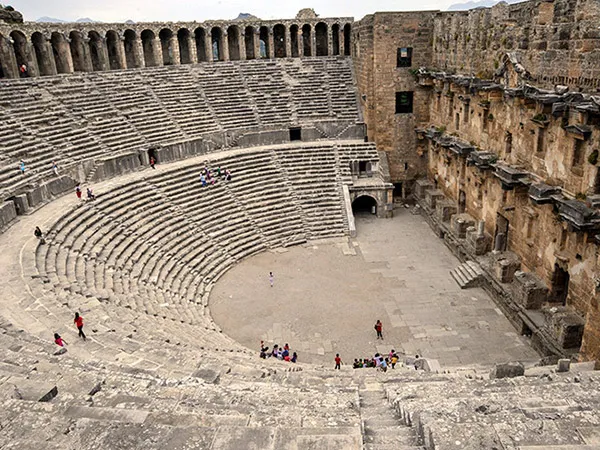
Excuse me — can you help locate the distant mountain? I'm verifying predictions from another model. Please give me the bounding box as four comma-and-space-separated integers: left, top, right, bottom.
235, 13, 259, 20
447, 0, 525, 11
36, 16, 65, 23
35, 16, 100, 23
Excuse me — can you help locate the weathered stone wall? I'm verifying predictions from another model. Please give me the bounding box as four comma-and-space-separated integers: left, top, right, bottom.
424, 76, 600, 362
432, 0, 600, 90
353, 12, 435, 187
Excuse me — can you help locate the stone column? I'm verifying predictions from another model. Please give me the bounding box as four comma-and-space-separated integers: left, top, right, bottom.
98, 37, 110, 71
327, 26, 333, 56
61, 36, 75, 73
188, 35, 198, 63
477, 220, 485, 237
133, 36, 145, 68
206, 37, 214, 62
0, 37, 19, 78
40, 35, 58, 75
115, 35, 127, 69
254, 30, 261, 59
81, 37, 94, 72
298, 29, 304, 57
239, 32, 246, 60
221, 33, 229, 61
285, 29, 291, 58
339, 28, 345, 56
310, 30, 316, 57
268, 29, 275, 59
170, 35, 180, 65
152, 37, 162, 67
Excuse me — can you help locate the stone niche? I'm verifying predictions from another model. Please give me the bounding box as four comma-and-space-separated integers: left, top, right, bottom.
451, 213, 475, 238
544, 307, 586, 349
514, 270, 548, 309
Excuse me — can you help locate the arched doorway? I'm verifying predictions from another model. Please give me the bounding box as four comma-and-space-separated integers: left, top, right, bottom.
302, 24, 311, 57
106, 30, 123, 70
51, 32, 71, 73
244, 26, 255, 60
159, 28, 175, 65
315, 22, 328, 56
177, 28, 192, 64
10, 31, 30, 75
259, 26, 269, 58
123, 29, 138, 68
343, 24, 351, 56
227, 25, 241, 61
273, 24, 286, 58
195, 28, 207, 62
141, 29, 157, 67
69, 31, 87, 72
290, 25, 299, 57
352, 195, 378, 216
32, 32, 54, 75
211, 27, 223, 61
331, 24, 340, 55
550, 264, 570, 305
88, 30, 106, 71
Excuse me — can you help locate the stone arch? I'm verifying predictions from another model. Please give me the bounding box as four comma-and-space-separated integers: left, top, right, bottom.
227, 25, 241, 61
211, 27, 223, 61
352, 194, 378, 215
273, 24, 286, 58
10, 30, 30, 74
123, 29, 139, 68
315, 22, 328, 56
331, 24, 340, 56
259, 26, 269, 58
32, 32, 54, 75
0, 32, 18, 78
290, 25, 299, 57
194, 28, 207, 62
88, 30, 107, 71
69, 31, 87, 72
244, 26, 255, 60
177, 28, 192, 64
106, 30, 123, 70
302, 24, 311, 57
343, 23, 351, 56
50, 32, 71, 74
159, 28, 175, 65
141, 29, 158, 67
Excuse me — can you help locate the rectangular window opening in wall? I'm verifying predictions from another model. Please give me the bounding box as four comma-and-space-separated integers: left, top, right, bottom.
395, 91, 413, 114
289, 127, 302, 141
397, 47, 413, 68
463, 105, 469, 123
536, 128, 545, 154
572, 138, 585, 168
505, 132, 512, 154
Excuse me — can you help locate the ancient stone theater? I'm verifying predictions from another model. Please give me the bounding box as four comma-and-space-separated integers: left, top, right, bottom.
1, 1, 600, 449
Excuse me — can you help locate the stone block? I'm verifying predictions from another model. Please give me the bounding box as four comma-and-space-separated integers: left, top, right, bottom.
514, 271, 548, 309
436, 199, 457, 223
549, 310, 585, 349
495, 258, 521, 283
26, 185, 49, 208
425, 189, 445, 209
414, 179, 434, 199
557, 359, 571, 373
466, 228, 492, 255
451, 213, 475, 238
45, 175, 76, 196
0, 201, 17, 229
490, 361, 525, 379
13, 193, 30, 215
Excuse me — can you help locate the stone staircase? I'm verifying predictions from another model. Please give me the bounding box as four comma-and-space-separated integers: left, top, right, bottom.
450, 260, 484, 288
359, 381, 423, 450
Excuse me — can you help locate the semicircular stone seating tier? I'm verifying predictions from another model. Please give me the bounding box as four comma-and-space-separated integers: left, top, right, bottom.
0, 57, 360, 193
31, 142, 379, 364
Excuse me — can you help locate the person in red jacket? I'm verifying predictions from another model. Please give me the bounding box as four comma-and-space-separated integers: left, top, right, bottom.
74, 312, 86, 340
54, 333, 66, 347
374, 320, 383, 340
334, 353, 342, 370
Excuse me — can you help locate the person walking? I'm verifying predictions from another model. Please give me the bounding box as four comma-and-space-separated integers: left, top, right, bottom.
269, 272, 274, 287
374, 320, 383, 340
34, 226, 45, 244
149, 156, 156, 169
19, 160, 25, 175
391, 353, 399, 369
54, 333, 67, 347
52, 160, 59, 176
74, 312, 86, 340
334, 353, 342, 370
75, 184, 82, 201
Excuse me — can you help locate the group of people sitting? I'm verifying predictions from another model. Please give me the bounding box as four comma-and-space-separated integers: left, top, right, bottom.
200, 164, 232, 187
259, 341, 298, 363
353, 350, 421, 372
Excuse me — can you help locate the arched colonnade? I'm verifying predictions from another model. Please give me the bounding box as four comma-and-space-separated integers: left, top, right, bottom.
0, 21, 352, 78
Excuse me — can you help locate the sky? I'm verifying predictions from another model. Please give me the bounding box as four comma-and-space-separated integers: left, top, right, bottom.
9, 0, 458, 22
